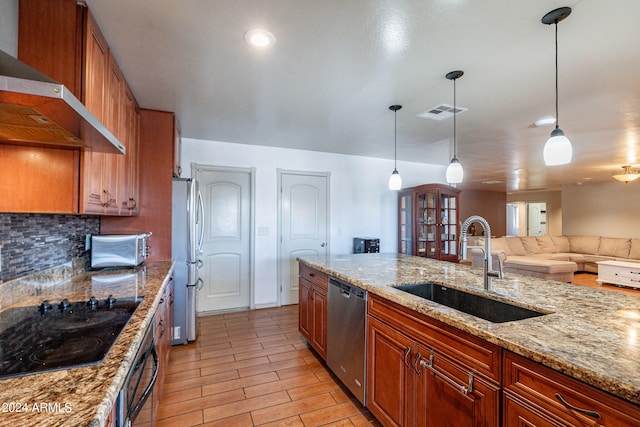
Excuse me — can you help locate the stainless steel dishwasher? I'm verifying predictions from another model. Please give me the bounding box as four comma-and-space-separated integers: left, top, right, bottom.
327, 277, 367, 405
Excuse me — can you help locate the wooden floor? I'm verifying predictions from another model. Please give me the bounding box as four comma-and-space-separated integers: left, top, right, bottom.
157, 273, 638, 426
573, 272, 640, 295
157, 305, 379, 427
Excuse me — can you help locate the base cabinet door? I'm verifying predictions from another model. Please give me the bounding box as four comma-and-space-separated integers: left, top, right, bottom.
298, 278, 312, 339
310, 286, 327, 357
415, 344, 500, 427
366, 316, 414, 427
298, 265, 328, 359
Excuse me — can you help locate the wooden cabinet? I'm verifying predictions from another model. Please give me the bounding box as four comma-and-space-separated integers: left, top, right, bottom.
17, 0, 139, 216
0, 145, 79, 213
118, 83, 141, 215
102, 109, 175, 261
298, 264, 328, 359
153, 276, 174, 423
173, 118, 182, 177
367, 294, 500, 427
398, 184, 461, 262
503, 351, 640, 427
367, 315, 415, 426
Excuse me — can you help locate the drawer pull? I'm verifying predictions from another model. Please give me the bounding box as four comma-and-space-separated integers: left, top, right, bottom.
403, 347, 412, 369
554, 393, 601, 419
420, 351, 474, 396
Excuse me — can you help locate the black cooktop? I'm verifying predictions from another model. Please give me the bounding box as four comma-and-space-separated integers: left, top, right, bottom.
0, 296, 141, 379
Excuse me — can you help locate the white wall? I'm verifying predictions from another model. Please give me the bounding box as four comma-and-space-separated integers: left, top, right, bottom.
562, 181, 640, 238
181, 138, 446, 306
0, 0, 18, 56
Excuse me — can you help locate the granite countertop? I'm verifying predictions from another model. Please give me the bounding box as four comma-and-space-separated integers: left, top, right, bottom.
298, 253, 640, 406
0, 260, 174, 427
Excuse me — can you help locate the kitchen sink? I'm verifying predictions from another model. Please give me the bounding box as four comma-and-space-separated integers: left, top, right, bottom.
394, 283, 549, 323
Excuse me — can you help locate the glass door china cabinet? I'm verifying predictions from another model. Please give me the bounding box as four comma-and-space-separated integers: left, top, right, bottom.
398, 184, 461, 262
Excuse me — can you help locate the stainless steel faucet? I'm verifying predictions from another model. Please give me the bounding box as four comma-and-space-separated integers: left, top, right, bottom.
460, 215, 503, 292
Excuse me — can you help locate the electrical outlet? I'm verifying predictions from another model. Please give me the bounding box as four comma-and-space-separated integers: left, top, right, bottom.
85, 234, 91, 251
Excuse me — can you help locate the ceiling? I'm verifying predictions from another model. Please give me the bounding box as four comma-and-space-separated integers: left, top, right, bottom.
84, 0, 640, 192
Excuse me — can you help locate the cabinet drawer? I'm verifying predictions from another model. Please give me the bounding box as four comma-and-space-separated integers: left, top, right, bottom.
299, 264, 328, 292
368, 294, 501, 383
503, 351, 640, 426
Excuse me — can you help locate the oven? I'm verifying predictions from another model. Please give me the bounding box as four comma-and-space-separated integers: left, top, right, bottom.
116, 320, 158, 427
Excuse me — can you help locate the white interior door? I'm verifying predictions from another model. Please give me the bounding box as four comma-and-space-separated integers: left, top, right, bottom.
279, 171, 329, 305
195, 166, 253, 312
527, 202, 547, 236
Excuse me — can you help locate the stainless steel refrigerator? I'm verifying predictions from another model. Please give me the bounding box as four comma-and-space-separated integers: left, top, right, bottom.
172, 178, 204, 345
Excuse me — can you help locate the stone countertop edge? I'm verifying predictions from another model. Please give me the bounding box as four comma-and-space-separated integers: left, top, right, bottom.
298, 253, 640, 407
0, 260, 175, 427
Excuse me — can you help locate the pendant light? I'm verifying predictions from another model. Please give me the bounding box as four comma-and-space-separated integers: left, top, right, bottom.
445, 70, 464, 184
388, 105, 403, 190
542, 7, 572, 166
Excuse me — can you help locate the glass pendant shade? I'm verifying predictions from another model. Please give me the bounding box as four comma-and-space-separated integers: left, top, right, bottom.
543, 128, 572, 166
446, 157, 464, 184
388, 169, 402, 190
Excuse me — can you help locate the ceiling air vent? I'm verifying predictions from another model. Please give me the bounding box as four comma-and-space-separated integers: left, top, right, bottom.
417, 103, 468, 121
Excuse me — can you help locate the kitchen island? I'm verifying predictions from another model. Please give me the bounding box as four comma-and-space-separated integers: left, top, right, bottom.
0, 260, 174, 427
298, 253, 640, 413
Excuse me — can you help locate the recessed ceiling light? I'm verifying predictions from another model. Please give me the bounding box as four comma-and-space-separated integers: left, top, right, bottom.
535, 116, 556, 127
244, 29, 276, 49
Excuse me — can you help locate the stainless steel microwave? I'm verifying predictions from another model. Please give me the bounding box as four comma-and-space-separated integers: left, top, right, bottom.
90, 233, 151, 268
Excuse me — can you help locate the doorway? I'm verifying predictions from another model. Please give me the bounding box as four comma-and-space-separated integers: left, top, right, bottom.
193, 165, 255, 313
278, 170, 330, 305
506, 201, 547, 236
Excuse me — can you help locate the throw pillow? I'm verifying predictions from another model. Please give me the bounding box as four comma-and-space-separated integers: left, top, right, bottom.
536, 236, 557, 253
520, 236, 542, 254
551, 236, 570, 252
505, 237, 527, 256
569, 236, 601, 255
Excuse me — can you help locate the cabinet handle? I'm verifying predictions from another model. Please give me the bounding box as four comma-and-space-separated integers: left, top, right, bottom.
127, 197, 137, 210
413, 352, 422, 375
554, 393, 601, 419
420, 351, 474, 395
403, 347, 412, 369
102, 189, 115, 207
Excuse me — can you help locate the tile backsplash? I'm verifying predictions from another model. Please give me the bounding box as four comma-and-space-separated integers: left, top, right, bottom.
0, 214, 99, 283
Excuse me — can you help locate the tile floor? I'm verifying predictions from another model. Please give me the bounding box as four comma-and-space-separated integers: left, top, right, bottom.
156, 305, 379, 426
156, 273, 634, 426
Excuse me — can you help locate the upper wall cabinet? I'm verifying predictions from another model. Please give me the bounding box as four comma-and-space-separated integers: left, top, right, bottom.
15, 0, 139, 215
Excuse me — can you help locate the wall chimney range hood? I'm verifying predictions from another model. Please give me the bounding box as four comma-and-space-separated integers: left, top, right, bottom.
0, 49, 125, 154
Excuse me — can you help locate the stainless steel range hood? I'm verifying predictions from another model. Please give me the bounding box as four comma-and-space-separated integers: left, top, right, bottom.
0, 50, 125, 154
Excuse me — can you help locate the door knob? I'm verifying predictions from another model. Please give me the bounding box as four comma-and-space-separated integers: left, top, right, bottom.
321, 242, 326, 247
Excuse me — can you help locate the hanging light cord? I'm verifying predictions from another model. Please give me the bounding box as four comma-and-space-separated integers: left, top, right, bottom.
554, 20, 559, 131
394, 110, 398, 170
453, 77, 457, 158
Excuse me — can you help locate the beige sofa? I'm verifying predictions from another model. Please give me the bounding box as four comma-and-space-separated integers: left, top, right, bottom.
471, 236, 640, 282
